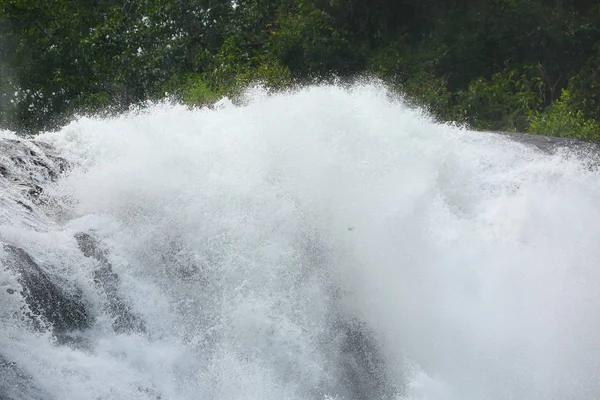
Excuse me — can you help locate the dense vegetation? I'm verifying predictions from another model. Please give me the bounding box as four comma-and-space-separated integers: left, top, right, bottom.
1, 0, 599, 139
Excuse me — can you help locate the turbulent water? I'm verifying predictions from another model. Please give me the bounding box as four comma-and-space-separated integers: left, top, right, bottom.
2, 83, 600, 400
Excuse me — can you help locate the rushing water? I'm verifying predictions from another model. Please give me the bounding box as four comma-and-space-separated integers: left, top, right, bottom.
2, 83, 600, 400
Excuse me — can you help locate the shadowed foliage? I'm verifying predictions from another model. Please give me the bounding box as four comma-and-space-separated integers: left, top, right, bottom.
1, 0, 599, 139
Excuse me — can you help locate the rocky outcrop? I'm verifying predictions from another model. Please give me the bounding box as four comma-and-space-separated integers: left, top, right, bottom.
0, 137, 149, 399
0, 137, 144, 337
0, 139, 68, 182
493, 131, 600, 154
334, 318, 398, 400
2, 244, 92, 333
75, 232, 145, 334
0, 138, 93, 335
0, 138, 69, 216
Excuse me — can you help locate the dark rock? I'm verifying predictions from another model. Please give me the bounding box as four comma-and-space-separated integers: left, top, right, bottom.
2, 244, 92, 333
31, 141, 69, 176
28, 185, 43, 199
0, 140, 70, 211
75, 232, 145, 334
0, 355, 54, 400
493, 131, 600, 154
15, 201, 33, 212
74, 232, 109, 264
335, 319, 397, 400
53, 331, 94, 352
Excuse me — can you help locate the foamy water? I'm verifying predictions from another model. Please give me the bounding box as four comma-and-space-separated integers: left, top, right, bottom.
1, 83, 600, 399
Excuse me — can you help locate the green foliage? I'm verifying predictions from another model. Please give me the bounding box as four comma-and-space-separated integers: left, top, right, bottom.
454, 68, 545, 131
178, 75, 223, 107
395, 71, 456, 122
565, 48, 600, 121
367, 46, 405, 78
268, 1, 364, 79
529, 89, 600, 141
2, 0, 600, 140
208, 35, 255, 92
0, 0, 233, 132
238, 62, 293, 91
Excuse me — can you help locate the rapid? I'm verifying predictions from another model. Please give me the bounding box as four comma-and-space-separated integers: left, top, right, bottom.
1, 83, 600, 399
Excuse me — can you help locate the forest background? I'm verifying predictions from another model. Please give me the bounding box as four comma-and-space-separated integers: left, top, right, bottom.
1, 0, 599, 140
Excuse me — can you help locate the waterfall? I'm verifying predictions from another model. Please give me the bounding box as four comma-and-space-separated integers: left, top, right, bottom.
1, 83, 600, 400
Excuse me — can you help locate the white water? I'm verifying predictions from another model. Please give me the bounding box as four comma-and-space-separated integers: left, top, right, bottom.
2, 83, 600, 399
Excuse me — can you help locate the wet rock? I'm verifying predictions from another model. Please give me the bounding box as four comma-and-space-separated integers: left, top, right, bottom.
15, 201, 33, 212
0, 139, 68, 182
335, 319, 398, 400
494, 131, 600, 154
75, 232, 145, 334
2, 244, 92, 333
75, 232, 110, 264
0, 355, 53, 400
0, 139, 69, 210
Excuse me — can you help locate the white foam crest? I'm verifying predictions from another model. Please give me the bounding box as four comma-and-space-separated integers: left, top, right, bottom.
3, 82, 598, 399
